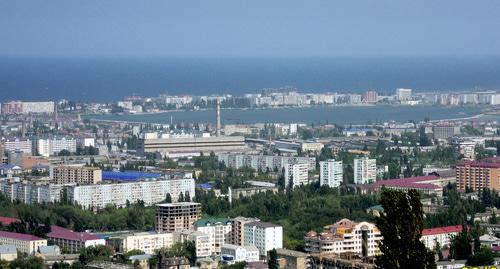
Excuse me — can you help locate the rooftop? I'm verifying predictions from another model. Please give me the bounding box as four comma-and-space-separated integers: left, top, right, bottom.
222, 243, 259, 252
457, 158, 500, 169
194, 217, 231, 227
365, 175, 442, 191
156, 202, 201, 207
0, 230, 44, 241
422, 225, 462, 236
276, 248, 308, 258
0, 216, 21, 226
47, 225, 102, 241
102, 171, 161, 181
245, 221, 281, 228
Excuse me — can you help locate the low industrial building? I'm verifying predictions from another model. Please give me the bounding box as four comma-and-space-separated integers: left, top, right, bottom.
138, 135, 246, 157
221, 244, 259, 264
47, 226, 105, 253
276, 248, 309, 269
360, 175, 444, 197
0, 230, 47, 254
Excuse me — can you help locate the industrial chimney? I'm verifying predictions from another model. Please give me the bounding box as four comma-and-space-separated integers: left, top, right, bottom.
216, 98, 221, 136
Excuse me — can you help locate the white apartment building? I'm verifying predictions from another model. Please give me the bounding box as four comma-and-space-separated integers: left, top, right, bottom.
319, 159, 343, 188
117, 101, 134, 110
304, 219, 382, 257
78, 137, 96, 148
175, 230, 212, 258
67, 177, 195, 209
284, 163, 309, 188
37, 137, 77, 157
109, 232, 174, 254
221, 244, 260, 263
1, 138, 32, 155
218, 154, 316, 172
421, 226, 462, 250
194, 218, 232, 255
20, 101, 55, 114
396, 88, 412, 101
353, 158, 377, 184
0, 231, 47, 254
0, 179, 63, 204
450, 136, 486, 160
244, 221, 283, 257
231, 217, 260, 246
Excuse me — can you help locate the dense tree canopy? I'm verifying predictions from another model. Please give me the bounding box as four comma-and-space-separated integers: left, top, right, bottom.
375, 189, 436, 269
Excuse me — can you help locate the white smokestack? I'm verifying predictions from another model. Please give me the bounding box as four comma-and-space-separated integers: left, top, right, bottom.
216, 98, 221, 136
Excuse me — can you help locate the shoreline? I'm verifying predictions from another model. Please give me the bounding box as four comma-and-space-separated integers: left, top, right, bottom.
83, 105, 488, 125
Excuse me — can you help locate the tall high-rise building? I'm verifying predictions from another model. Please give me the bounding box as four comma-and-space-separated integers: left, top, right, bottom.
396, 88, 412, 101
50, 165, 102, 185
284, 163, 309, 188
244, 222, 283, 257
456, 158, 500, 191
362, 90, 378, 103
231, 217, 260, 246
155, 202, 201, 233
37, 137, 77, 157
353, 157, 377, 184
319, 159, 343, 188
432, 126, 460, 140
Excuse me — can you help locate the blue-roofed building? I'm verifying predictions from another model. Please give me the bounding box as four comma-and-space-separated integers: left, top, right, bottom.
102, 171, 161, 181
197, 183, 214, 190
0, 245, 17, 261
128, 253, 153, 269
0, 164, 22, 175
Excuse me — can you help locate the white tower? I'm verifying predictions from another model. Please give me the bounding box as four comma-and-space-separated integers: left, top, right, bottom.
216, 98, 221, 136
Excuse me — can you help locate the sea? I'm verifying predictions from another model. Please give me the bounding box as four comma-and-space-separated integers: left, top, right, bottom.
87, 106, 492, 125
1, 56, 500, 102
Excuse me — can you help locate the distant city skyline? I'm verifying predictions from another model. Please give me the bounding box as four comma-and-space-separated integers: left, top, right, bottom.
1, 0, 500, 58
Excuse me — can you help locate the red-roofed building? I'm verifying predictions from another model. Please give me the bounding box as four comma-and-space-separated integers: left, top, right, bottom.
360, 175, 443, 197
0, 216, 20, 226
0, 230, 47, 254
421, 225, 463, 250
47, 226, 105, 253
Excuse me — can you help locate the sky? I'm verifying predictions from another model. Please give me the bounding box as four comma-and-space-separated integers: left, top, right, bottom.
1, 0, 500, 58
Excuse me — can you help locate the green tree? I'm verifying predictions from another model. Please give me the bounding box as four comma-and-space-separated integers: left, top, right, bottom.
8, 254, 45, 269
433, 240, 443, 261
78, 245, 114, 265
466, 247, 495, 266
267, 249, 279, 269
58, 149, 71, 156
375, 189, 436, 269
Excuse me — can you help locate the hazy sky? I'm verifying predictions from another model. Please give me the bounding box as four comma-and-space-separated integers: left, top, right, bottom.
1, 0, 500, 58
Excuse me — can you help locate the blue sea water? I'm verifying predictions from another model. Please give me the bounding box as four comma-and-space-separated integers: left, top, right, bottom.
88, 106, 487, 125
1, 56, 500, 102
